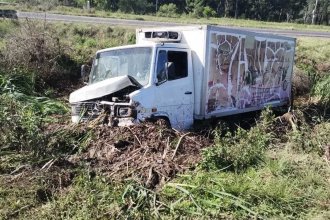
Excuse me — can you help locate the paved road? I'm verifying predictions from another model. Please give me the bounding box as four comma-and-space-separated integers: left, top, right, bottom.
18, 11, 330, 38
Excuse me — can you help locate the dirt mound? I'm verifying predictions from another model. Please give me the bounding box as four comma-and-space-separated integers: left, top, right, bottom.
70, 123, 210, 188
316, 62, 330, 72
292, 69, 312, 96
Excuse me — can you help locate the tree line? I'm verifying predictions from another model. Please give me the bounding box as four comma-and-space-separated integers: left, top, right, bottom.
18, 0, 330, 25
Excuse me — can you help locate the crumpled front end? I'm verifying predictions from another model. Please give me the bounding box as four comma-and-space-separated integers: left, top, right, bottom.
71, 100, 137, 126
71, 101, 103, 123
69, 75, 141, 126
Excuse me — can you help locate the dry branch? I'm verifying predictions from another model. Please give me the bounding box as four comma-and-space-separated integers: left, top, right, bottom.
275, 111, 298, 131
172, 133, 190, 159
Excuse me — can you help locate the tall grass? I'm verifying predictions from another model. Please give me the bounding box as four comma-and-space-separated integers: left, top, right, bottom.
293, 37, 330, 97
313, 74, 330, 109
0, 20, 136, 95
159, 108, 330, 219
0, 72, 69, 155
161, 152, 330, 219
295, 38, 330, 80
201, 108, 274, 171
54, 23, 135, 63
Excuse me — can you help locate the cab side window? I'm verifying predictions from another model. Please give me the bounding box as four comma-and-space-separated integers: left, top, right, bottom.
156, 50, 167, 82
167, 51, 188, 80
156, 50, 188, 82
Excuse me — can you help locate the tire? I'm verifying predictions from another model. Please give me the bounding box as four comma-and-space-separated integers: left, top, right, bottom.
155, 117, 171, 128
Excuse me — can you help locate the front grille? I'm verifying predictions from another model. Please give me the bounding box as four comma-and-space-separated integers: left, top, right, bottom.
71, 102, 102, 120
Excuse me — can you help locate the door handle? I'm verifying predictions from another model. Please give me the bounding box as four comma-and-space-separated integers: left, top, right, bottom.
185, 91, 192, 95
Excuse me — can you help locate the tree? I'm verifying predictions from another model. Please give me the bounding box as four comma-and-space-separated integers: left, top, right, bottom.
36, 0, 329, 24
312, 0, 318, 24
301, 0, 329, 24
118, 0, 152, 14
185, 0, 205, 17
203, 6, 216, 18
159, 0, 186, 14
157, 3, 179, 17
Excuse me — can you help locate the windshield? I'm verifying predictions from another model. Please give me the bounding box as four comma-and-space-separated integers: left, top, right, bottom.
90, 47, 152, 86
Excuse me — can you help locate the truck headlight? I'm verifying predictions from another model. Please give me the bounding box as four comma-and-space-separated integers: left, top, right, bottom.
118, 107, 132, 117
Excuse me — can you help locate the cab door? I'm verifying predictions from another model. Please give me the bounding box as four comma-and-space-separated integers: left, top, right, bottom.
154, 48, 194, 129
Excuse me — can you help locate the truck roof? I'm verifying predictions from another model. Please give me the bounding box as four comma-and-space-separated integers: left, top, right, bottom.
96, 42, 189, 54
138, 24, 296, 42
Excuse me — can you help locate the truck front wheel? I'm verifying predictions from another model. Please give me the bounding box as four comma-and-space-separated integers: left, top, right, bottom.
147, 116, 171, 128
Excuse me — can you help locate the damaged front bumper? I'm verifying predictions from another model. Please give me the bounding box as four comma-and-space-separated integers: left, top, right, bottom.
71, 101, 137, 126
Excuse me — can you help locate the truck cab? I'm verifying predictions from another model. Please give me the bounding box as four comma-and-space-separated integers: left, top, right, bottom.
69, 30, 195, 129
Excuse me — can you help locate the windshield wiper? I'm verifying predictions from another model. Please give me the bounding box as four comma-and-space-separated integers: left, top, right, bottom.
127, 75, 143, 88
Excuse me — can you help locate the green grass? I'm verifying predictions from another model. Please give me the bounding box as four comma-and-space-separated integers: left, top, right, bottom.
0, 20, 135, 94
295, 37, 330, 104
159, 111, 330, 219
296, 37, 330, 75
0, 20, 18, 49
201, 108, 274, 171
1, 137, 329, 219
55, 23, 135, 63
25, 172, 124, 219
161, 148, 330, 219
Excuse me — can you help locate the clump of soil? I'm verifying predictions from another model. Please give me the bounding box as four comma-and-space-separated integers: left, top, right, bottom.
292, 69, 312, 96
70, 123, 210, 189
316, 62, 330, 73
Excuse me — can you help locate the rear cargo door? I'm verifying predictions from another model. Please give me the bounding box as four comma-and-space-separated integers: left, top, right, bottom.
155, 48, 194, 129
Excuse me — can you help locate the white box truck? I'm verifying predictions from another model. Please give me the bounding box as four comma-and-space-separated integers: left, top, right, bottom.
69, 25, 296, 130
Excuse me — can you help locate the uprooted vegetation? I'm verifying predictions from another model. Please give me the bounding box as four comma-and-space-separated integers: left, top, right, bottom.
0, 19, 330, 219
70, 124, 210, 188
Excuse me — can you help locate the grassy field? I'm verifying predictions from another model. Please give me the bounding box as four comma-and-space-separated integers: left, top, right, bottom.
0, 19, 329, 219
2, 2, 330, 32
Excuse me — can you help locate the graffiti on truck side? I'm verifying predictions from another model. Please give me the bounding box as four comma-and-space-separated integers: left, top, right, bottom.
206, 33, 294, 113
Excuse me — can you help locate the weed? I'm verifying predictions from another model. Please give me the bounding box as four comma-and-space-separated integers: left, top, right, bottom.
0, 71, 74, 157
0, 70, 36, 95
295, 38, 330, 86
287, 120, 330, 155
23, 172, 122, 219
0, 19, 18, 38
161, 147, 330, 219
201, 109, 274, 171
0, 19, 80, 94
313, 74, 330, 109
0, 94, 45, 154
46, 126, 93, 155
121, 183, 165, 219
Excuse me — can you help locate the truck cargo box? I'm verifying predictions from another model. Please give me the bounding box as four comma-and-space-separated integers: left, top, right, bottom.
138, 25, 296, 119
